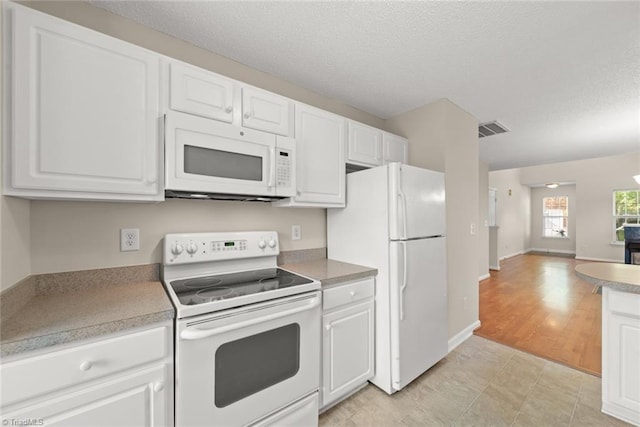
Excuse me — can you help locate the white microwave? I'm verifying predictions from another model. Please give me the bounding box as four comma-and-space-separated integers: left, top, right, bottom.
165, 112, 295, 201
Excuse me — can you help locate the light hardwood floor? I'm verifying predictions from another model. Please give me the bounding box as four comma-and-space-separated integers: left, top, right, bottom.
475, 253, 601, 376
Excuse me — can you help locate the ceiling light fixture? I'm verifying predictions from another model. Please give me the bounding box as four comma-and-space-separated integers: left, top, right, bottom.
546, 183, 559, 189
634, 175, 640, 184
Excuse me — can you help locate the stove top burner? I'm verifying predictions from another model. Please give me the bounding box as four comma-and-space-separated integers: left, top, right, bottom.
182, 277, 223, 288
195, 287, 236, 301
170, 268, 314, 307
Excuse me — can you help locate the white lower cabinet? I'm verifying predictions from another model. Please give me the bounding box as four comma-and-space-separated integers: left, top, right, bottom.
602, 287, 640, 426
250, 393, 318, 427
0, 322, 173, 427
321, 278, 375, 409
3, 365, 170, 427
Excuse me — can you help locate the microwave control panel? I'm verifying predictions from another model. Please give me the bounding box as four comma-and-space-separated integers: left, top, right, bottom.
276, 149, 292, 188
274, 136, 295, 197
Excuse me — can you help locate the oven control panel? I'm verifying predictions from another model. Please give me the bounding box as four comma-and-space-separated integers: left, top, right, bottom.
163, 231, 279, 265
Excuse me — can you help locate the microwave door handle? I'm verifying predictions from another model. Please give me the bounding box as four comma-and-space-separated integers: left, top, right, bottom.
180, 295, 320, 341
267, 147, 275, 188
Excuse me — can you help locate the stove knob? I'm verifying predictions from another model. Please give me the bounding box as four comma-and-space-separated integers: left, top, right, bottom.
171, 243, 184, 256
258, 240, 267, 249
268, 239, 277, 249
186, 243, 198, 255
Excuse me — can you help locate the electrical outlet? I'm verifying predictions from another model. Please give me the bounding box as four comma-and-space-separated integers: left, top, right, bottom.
120, 228, 140, 251
291, 225, 301, 241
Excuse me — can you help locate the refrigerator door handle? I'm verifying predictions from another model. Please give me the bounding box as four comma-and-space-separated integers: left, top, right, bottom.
398, 189, 408, 239
399, 241, 408, 320
395, 164, 408, 240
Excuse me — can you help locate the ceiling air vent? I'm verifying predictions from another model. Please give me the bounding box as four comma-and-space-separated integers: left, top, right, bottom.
478, 121, 509, 138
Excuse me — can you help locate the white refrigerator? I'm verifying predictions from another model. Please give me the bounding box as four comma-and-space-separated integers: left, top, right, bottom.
327, 162, 447, 395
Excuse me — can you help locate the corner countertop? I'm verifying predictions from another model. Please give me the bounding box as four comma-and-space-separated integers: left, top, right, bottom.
280, 258, 377, 288
575, 262, 640, 294
1, 267, 174, 358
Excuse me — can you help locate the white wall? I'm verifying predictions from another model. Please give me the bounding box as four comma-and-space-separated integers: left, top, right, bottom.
488, 169, 531, 260
529, 185, 576, 254
519, 152, 639, 262
388, 99, 480, 341
489, 152, 639, 263
0, 197, 31, 290
385, 102, 446, 172
30, 199, 326, 275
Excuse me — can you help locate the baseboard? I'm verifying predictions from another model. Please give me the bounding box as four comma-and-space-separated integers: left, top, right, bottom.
478, 273, 491, 281
529, 248, 576, 255
489, 265, 500, 271
499, 250, 525, 261
448, 320, 481, 353
601, 402, 639, 426
575, 256, 623, 263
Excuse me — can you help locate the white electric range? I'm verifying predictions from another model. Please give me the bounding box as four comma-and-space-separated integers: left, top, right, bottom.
161, 231, 321, 427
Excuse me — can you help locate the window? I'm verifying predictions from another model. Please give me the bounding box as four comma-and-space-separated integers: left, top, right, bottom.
543, 196, 569, 238
613, 190, 640, 242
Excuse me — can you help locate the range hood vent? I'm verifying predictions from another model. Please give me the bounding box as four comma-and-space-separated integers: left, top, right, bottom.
165, 190, 285, 202
479, 121, 510, 138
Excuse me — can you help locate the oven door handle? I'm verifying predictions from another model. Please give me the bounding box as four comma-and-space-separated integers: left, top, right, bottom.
180, 295, 320, 341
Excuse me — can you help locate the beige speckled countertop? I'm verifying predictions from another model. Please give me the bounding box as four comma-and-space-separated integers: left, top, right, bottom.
575, 262, 640, 294
0, 265, 174, 357
280, 258, 377, 287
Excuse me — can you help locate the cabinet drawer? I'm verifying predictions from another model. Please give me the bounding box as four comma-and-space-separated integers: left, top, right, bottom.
608, 288, 640, 318
323, 278, 374, 311
0, 325, 170, 407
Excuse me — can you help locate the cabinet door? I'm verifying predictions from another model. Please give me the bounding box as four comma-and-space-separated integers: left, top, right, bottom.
242, 86, 293, 136
170, 61, 236, 123
383, 132, 408, 164
603, 288, 640, 423
2, 365, 171, 427
7, 3, 162, 200
347, 121, 382, 167
322, 300, 374, 408
291, 104, 346, 206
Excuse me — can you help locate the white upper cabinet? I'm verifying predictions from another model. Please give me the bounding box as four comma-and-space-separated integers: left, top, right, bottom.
242, 86, 293, 136
383, 132, 409, 164
4, 3, 163, 201
169, 62, 236, 123
168, 62, 293, 137
274, 103, 346, 207
347, 121, 383, 167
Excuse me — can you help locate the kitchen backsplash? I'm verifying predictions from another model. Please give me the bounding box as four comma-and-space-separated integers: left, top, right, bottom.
277, 248, 327, 265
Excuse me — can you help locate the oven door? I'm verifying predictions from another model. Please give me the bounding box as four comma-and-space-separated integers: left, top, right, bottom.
175, 291, 321, 427
165, 111, 277, 196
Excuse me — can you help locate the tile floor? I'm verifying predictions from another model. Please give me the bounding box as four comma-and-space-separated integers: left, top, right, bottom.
319, 335, 631, 426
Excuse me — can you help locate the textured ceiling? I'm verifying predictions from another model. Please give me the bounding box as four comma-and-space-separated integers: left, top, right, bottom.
91, 0, 640, 171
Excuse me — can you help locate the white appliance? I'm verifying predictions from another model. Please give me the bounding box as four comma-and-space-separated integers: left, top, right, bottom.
162, 231, 321, 426
327, 162, 448, 394
164, 112, 296, 201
